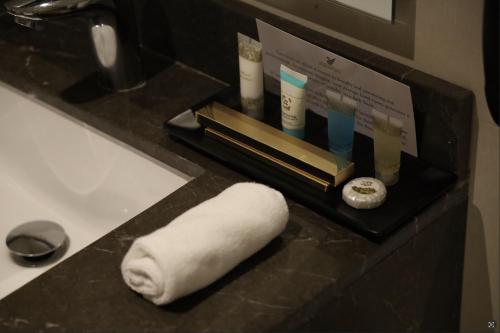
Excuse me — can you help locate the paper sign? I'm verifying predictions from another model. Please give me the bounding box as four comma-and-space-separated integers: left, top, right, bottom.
256, 19, 418, 157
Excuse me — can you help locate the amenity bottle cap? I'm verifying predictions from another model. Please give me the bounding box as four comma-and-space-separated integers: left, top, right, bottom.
342, 95, 357, 108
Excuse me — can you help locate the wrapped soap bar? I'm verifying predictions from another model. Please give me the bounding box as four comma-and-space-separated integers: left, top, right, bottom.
342, 177, 387, 209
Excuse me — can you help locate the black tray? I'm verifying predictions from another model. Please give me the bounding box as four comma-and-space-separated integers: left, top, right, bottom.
165, 94, 457, 242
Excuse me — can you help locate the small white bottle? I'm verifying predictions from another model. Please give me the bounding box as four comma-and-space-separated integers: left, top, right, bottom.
238, 33, 264, 120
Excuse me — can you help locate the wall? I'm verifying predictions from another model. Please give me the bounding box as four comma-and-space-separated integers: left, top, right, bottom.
239, 0, 499, 330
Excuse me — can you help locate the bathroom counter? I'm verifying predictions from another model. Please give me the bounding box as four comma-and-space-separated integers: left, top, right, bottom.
0, 8, 468, 332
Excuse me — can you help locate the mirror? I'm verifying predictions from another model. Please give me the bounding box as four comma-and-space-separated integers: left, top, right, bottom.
333, 0, 394, 21
241, 0, 415, 58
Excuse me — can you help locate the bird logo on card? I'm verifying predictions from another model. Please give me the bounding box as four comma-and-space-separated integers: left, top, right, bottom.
326, 56, 336, 65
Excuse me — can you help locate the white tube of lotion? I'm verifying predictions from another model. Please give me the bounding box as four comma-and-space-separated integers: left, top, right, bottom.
280, 64, 308, 139
238, 33, 264, 119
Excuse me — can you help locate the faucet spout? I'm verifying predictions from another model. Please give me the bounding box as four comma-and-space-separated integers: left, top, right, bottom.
5, 0, 105, 17
4, 0, 145, 92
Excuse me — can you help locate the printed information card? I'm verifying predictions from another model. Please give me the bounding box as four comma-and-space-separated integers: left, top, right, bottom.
256, 20, 418, 157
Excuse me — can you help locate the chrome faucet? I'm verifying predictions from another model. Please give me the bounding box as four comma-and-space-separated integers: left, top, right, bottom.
4, 0, 145, 92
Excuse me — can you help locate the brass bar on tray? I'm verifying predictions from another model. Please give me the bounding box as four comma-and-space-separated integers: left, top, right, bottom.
205, 128, 331, 191
196, 102, 354, 187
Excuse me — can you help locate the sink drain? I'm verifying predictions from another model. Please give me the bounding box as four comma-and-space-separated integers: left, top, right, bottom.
6, 220, 68, 261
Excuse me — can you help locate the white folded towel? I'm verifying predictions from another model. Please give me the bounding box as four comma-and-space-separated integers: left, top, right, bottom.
121, 182, 289, 305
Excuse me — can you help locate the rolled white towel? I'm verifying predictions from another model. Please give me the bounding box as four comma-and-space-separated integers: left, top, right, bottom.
121, 182, 289, 305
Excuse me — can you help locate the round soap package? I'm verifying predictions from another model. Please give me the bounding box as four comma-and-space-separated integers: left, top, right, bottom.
342, 177, 387, 209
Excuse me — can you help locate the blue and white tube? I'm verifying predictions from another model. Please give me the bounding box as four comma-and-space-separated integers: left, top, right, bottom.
280, 64, 308, 139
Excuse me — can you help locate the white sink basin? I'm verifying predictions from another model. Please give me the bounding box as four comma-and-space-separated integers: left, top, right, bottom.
0, 82, 192, 299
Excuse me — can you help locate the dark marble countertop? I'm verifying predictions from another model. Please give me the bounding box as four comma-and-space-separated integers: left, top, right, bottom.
0, 11, 467, 333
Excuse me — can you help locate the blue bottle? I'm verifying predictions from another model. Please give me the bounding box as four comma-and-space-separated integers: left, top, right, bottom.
326, 90, 357, 161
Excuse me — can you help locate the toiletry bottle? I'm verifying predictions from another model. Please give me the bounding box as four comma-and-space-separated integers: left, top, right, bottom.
238, 33, 264, 120
326, 90, 357, 161
372, 109, 403, 186
280, 64, 308, 139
